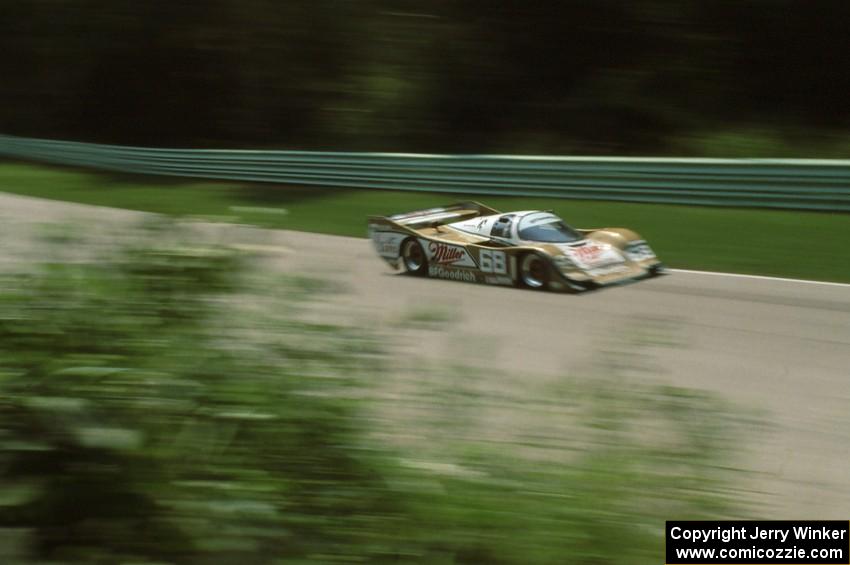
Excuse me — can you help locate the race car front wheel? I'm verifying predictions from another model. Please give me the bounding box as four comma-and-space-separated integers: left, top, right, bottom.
519, 253, 549, 290
401, 238, 428, 276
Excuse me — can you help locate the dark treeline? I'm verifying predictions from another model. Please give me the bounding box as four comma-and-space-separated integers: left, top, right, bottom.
1, 0, 849, 155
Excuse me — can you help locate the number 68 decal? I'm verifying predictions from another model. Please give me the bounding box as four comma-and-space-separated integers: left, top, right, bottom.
479, 249, 507, 274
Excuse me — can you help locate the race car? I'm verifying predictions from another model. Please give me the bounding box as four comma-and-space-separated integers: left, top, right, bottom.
368, 201, 664, 292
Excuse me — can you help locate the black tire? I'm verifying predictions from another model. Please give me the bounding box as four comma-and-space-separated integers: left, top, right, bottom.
401, 238, 428, 276
518, 253, 550, 290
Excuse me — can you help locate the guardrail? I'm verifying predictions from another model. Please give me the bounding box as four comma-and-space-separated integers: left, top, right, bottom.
2, 134, 849, 211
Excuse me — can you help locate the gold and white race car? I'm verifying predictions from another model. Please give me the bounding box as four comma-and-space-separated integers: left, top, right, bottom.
368, 201, 664, 291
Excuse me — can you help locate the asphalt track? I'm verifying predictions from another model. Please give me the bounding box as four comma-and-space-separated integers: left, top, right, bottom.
1, 192, 849, 518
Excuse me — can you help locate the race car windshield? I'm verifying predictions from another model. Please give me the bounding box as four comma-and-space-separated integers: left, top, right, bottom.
518, 216, 582, 243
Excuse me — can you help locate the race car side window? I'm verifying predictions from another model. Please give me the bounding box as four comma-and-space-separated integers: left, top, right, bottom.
490, 216, 513, 239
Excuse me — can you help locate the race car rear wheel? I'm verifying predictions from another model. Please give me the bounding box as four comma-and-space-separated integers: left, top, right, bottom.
401, 238, 428, 276
519, 253, 549, 290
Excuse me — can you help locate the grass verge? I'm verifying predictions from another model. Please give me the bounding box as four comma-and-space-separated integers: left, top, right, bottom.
1, 161, 848, 282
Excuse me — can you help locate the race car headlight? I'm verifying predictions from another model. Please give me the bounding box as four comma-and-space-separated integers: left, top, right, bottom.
553, 255, 577, 271
625, 241, 655, 261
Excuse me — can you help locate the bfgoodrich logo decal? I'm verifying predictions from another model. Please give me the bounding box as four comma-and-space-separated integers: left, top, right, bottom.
429, 265, 477, 282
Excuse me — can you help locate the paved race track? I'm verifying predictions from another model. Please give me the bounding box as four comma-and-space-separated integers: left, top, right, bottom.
2, 192, 849, 517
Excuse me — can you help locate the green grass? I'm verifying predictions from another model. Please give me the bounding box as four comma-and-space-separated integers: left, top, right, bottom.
2, 161, 849, 283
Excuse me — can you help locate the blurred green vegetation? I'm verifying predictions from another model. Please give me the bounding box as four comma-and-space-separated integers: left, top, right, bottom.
0, 221, 754, 563
2, 162, 849, 282
1, 1, 849, 155
0, 226, 401, 562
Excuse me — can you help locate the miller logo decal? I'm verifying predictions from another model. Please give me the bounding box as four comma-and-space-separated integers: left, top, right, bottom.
429, 242, 465, 264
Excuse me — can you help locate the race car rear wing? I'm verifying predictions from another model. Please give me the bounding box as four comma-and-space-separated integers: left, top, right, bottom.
371, 201, 500, 230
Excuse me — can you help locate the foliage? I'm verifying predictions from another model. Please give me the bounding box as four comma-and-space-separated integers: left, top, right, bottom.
0, 222, 753, 563
383, 379, 750, 564
376, 316, 754, 564
0, 1, 849, 154
0, 225, 403, 563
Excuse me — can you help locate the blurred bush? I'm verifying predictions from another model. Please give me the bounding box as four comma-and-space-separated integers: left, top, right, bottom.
0, 224, 405, 563
0, 222, 750, 563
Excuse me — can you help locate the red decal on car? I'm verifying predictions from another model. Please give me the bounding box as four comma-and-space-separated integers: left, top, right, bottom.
429, 242, 465, 264
573, 245, 602, 261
